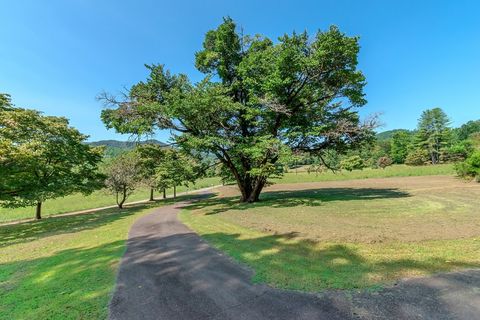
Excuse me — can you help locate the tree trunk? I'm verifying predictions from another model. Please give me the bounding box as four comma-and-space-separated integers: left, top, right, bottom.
163, 188, 166, 199
35, 201, 42, 220
237, 180, 251, 202
173, 185, 176, 199
117, 186, 127, 209
149, 188, 154, 201
236, 177, 266, 203
246, 178, 266, 203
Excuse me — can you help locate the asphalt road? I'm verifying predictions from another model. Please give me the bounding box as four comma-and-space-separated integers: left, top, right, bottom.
109, 199, 480, 320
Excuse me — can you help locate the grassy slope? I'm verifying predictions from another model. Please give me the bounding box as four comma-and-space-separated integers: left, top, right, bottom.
180, 173, 480, 292
0, 202, 162, 319
0, 177, 220, 223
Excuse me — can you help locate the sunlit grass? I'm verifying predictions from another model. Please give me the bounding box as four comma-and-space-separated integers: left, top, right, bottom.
276, 164, 455, 184
179, 175, 480, 291
0, 201, 162, 319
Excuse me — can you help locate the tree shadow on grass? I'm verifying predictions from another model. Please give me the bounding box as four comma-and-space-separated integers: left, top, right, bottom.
116, 229, 480, 318
197, 231, 480, 291
185, 187, 411, 215
0, 194, 199, 248
2, 227, 479, 319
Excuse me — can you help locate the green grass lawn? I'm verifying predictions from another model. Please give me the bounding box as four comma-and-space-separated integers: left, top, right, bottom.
0, 165, 455, 223
180, 175, 480, 291
0, 177, 221, 223
276, 163, 455, 184
0, 197, 191, 320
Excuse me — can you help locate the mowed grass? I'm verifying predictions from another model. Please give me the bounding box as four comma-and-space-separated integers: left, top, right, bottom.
276, 163, 454, 184
0, 166, 454, 223
0, 199, 177, 320
179, 175, 480, 291
0, 177, 221, 223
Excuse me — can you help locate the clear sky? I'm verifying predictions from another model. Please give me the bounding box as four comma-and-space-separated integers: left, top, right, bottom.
1, 0, 479, 142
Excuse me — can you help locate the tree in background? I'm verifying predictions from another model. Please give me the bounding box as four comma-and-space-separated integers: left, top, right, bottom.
456, 120, 480, 141
104, 152, 142, 208
405, 148, 429, 166
390, 130, 412, 164
340, 155, 365, 171
413, 108, 451, 165
0, 93, 12, 110
442, 140, 474, 162
155, 150, 198, 198
135, 144, 167, 201
469, 133, 480, 150
100, 18, 375, 202
455, 151, 480, 182
0, 100, 104, 219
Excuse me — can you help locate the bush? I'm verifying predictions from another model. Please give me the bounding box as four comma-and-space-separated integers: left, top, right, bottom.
377, 156, 393, 169
455, 151, 480, 181
340, 155, 365, 171
442, 141, 473, 163
405, 149, 429, 166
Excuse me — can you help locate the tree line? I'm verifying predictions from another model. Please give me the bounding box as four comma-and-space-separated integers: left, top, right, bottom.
287, 107, 480, 176
0, 93, 201, 219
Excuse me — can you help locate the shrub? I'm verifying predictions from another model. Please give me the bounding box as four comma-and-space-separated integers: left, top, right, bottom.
442, 141, 473, 163
340, 155, 365, 171
377, 156, 393, 169
455, 151, 480, 181
405, 149, 429, 166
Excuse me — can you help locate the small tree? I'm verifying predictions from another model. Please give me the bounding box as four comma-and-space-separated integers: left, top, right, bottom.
340, 155, 364, 171
377, 156, 393, 169
0, 103, 104, 219
405, 148, 429, 166
104, 152, 142, 208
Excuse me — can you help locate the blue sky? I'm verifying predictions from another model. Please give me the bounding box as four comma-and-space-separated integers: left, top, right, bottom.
1, 0, 479, 142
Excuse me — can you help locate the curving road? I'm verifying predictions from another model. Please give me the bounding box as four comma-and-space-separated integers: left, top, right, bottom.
109, 197, 480, 320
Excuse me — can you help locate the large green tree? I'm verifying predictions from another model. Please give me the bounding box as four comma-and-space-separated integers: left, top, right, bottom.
414, 108, 451, 165
0, 101, 104, 219
100, 18, 374, 202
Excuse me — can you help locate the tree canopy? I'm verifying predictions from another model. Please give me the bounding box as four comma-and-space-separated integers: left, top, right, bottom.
0, 102, 104, 219
100, 18, 374, 202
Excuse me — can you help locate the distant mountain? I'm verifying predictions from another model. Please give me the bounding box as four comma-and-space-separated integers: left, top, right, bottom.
87, 139, 168, 158
376, 129, 413, 141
